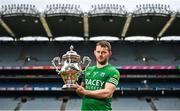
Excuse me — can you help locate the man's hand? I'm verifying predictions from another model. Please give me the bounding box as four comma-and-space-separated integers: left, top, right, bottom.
74, 84, 86, 97
76, 85, 86, 94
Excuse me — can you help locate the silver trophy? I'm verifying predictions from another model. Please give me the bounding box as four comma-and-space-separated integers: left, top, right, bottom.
52, 45, 91, 89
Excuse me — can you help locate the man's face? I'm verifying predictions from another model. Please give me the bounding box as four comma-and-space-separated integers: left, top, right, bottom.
94, 45, 112, 65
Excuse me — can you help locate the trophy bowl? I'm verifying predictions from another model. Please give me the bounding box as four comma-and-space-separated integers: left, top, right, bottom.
52, 45, 91, 89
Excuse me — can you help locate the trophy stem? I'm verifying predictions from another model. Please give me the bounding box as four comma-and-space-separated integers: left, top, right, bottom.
61, 75, 66, 85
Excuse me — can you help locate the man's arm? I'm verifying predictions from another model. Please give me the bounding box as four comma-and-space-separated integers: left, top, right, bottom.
75, 82, 116, 99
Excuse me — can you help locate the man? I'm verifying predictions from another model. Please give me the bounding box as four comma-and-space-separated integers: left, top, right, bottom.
75, 41, 120, 111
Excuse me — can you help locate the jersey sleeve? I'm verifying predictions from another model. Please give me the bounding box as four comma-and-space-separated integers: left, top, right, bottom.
106, 68, 120, 86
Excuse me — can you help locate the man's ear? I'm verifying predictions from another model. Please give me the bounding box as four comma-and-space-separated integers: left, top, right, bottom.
109, 51, 112, 57
94, 50, 96, 55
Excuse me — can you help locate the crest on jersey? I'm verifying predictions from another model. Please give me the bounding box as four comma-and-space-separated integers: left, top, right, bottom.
100, 72, 105, 77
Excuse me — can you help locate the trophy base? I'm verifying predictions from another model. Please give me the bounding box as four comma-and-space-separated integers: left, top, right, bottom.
62, 84, 77, 90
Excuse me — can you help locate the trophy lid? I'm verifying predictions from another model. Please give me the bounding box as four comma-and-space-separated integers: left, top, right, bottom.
62, 45, 81, 62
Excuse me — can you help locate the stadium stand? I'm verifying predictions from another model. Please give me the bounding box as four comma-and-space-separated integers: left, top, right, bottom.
0, 41, 180, 66
65, 97, 82, 110
0, 97, 19, 110
1, 3, 180, 40
112, 97, 152, 110
20, 97, 62, 110
153, 97, 180, 110
0, 41, 179, 111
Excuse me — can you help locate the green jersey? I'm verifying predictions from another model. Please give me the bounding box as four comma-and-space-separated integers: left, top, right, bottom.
81, 64, 120, 111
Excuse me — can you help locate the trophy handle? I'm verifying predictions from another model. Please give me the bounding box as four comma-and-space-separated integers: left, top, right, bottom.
51, 57, 62, 74
82, 56, 91, 70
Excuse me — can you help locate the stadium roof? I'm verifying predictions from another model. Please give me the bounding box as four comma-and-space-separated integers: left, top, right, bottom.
0, 0, 180, 41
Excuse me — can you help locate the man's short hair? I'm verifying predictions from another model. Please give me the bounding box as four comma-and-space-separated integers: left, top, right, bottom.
96, 41, 111, 51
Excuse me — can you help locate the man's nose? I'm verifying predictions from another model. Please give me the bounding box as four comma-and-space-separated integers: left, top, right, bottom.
99, 52, 103, 56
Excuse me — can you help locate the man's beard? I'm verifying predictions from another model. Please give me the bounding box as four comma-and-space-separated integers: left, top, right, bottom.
97, 58, 108, 65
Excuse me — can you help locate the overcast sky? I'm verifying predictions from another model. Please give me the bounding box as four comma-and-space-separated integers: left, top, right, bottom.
1, 0, 180, 12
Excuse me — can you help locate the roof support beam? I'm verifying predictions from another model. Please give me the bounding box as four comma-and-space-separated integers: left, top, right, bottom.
39, 15, 53, 38
157, 14, 176, 37
121, 14, 132, 38
0, 17, 15, 37
83, 14, 89, 40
